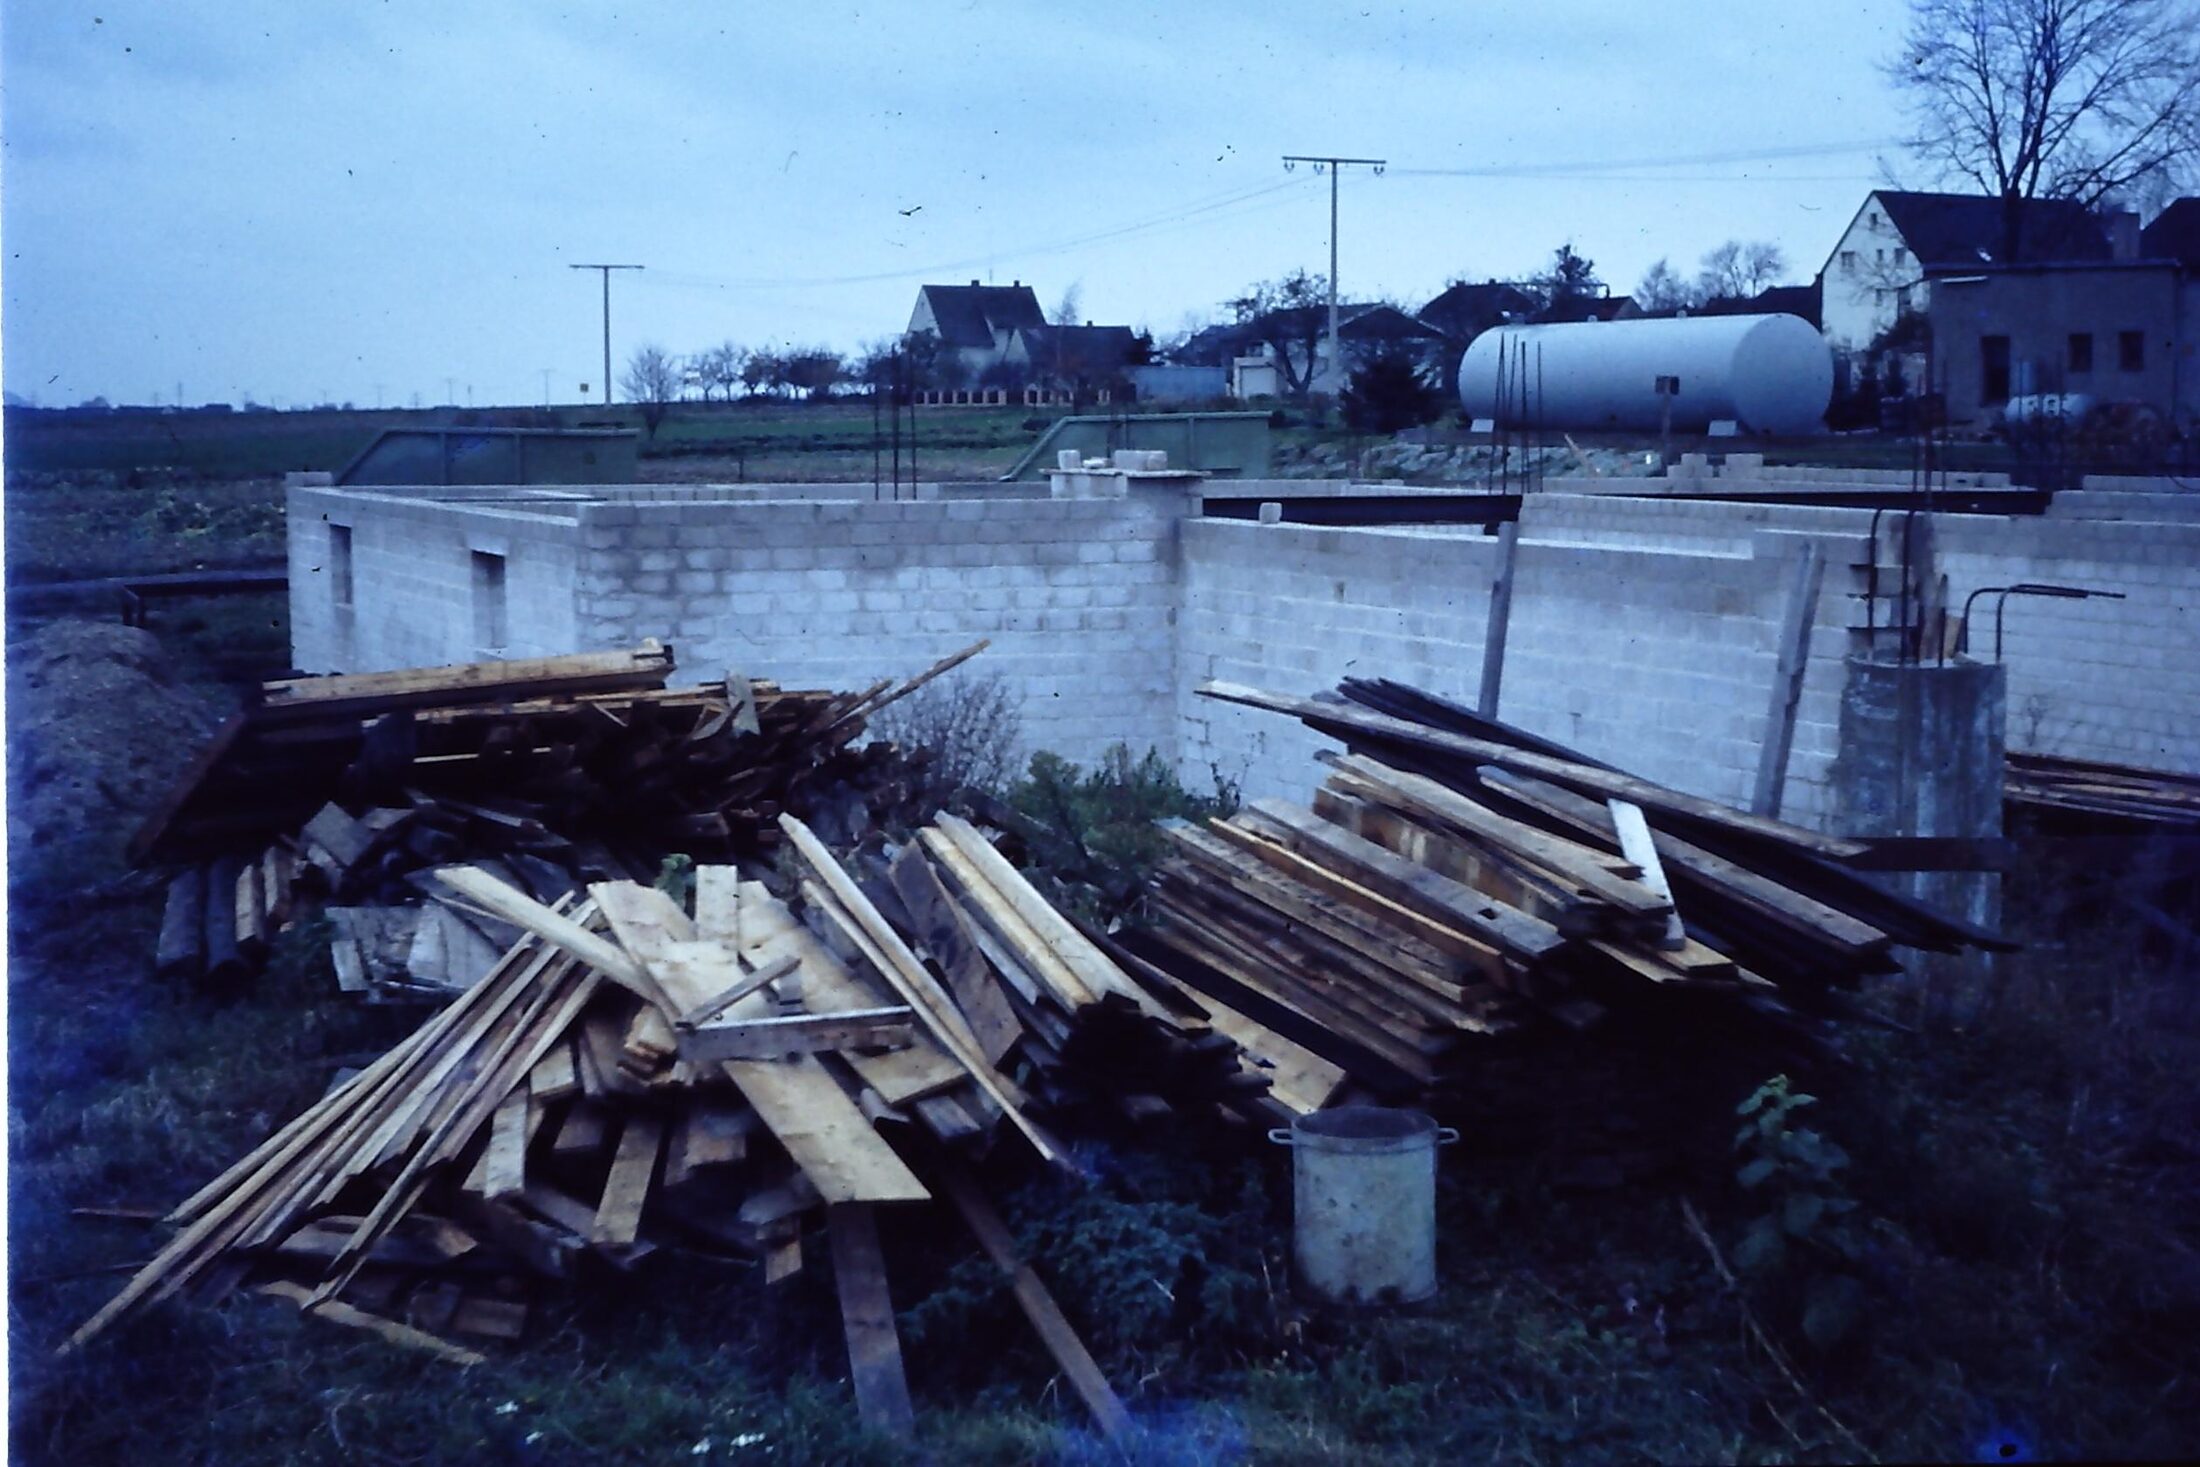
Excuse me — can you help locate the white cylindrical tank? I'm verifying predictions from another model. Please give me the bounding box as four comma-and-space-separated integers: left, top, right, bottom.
1459, 313, 1833, 434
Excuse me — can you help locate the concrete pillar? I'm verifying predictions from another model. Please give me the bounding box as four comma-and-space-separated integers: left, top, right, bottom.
1831, 655, 2006, 1000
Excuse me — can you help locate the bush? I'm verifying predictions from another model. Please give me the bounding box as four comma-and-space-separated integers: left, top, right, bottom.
869, 671, 1023, 805
1005, 744, 1237, 924
1340, 345, 1444, 434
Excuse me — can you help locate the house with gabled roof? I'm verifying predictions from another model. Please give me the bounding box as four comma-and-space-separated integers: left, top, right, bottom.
907, 281, 1047, 377
1818, 190, 2112, 354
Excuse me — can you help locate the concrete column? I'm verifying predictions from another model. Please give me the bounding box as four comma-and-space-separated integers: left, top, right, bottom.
1831, 655, 2006, 1000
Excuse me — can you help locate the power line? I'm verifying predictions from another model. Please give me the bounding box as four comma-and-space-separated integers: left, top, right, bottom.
1388, 139, 1903, 179
638, 178, 1312, 292
570, 263, 644, 405
1282, 154, 1386, 396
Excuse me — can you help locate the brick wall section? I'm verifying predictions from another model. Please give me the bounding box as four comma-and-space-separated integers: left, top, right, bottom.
289, 486, 583, 671
567, 484, 1190, 770
1174, 511, 1846, 823
1935, 514, 2200, 772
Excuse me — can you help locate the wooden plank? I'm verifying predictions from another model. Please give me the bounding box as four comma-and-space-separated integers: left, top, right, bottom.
933, 814, 1170, 1020
156, 867, 206, 982
677, 952, 796, 1029
552, 1098, 612, 1157
1752, 542, 1825, 819
1478, 520, 1519, 718
600, 879, 930, 1206
679, 1007, 916, 1064
1198, 679, 1869, 859
1326, 753, 1670, 918
589, 1112, 663, 1249
255, 641, 673, 719
1608, 799, 1687, 951
888, 845, 1022, 1067
781, 816, 1060, 1167
528, 1041, 581, 1102
202, 856, 247, 986
915, 829, 1093, 1011
926, 1151, 1131, 1442
826, 1204, 917, 1439
255, 1280, 485, 1365
480, 1090, 529, 1201
1222, 802, 1557, 966
233, 862, 269, 962
437, 866, 663, 1005
1189, 988, 1347, 1116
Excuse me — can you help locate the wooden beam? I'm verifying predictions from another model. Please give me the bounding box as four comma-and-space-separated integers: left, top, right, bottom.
781, 815, 1061, 1167
1478, 520, 1519, 718
1752, 541, 1825, 819
435, 866, 663, 1006
1607, 799, 1687, 951
826, 1204, 917, 1439
1198, 679, 1868, 859
678, 1007, 917, 1064
925, 1152, 1131, 1442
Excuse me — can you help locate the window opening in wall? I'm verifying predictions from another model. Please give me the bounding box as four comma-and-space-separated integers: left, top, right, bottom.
2068, 333, 2094, 373
329, 524, 354, 609
1980, 334, 2011, 405
471, 550, 508, 655
2118, 330, 2145, 371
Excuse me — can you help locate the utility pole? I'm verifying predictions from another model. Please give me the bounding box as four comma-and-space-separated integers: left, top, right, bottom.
569, 263, 644, 406
1281, 154, 1385, 395
540, 368, 555, 408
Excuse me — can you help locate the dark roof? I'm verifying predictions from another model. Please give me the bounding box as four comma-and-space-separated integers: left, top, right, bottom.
916, 283, 1046, 349
1535, 294, 1633, 324
1697, 280, 1823, 328
1017, 324, 1139, 373
1169, 322, 1253, 366
1337, 303, 1452, 343
1417, 281, 1537, 338
2139, 197, 2200, 269
1876, 190, 2109, 268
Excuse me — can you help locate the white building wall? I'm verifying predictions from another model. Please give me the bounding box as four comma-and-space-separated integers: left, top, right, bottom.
1820, 194, 1929, 353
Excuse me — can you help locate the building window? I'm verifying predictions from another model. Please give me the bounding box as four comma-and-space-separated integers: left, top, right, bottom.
2119, 330, 2145, 371
1840, 250, 1859, 270
1893, 247, 1908, 267
1981, 334, 2011, 406
471, 550, 508, 655
1875, 248, 1886, 263
1868, 210, 1880, 227
329, 524, 353, 610
2068, 333, 2093, 373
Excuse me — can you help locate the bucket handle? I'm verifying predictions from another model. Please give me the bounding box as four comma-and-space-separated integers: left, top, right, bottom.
1269, 1127, 1463, 1146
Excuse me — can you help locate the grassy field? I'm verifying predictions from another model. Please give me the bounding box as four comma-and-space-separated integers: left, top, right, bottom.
7, 410, 2199, 1463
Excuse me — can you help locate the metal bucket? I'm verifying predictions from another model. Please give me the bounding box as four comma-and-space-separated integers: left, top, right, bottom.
1269, 1105, 1457, 1306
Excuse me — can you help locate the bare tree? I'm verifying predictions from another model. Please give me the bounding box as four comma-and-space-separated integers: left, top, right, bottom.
1888, 0, 2200, 251
691, 341, 746, 402
1634, 257, 1700, 312
870, 671, 1023, 804
619, 343, 681, 437
739, 348, 782, 398
1226, 269, 1330, 399
1530, 242, 1603, 307
1696, 241, 1789, 301
1050, 282, 1083, 327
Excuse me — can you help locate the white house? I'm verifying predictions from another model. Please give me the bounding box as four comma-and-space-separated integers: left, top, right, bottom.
1817, 191, 2115, 356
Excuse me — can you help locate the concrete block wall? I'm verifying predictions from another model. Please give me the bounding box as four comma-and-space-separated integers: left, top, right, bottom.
289, 486, 583, 672
1175, 510, 1841, 823
1935, 514, 2200, 773
566, 485, 1190, 770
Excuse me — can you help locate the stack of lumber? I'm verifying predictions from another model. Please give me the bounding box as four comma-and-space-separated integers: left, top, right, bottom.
2007, 750, 2200, 829
1122, 677, 2013, 1123
76, 813, 1318, 1438
141, 641, 982, 990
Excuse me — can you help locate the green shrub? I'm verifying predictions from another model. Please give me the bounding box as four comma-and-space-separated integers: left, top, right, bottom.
1006, 744, 1237, 924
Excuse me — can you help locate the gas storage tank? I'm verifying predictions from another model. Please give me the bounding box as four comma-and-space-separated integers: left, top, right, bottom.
1459, 313, 1833, 434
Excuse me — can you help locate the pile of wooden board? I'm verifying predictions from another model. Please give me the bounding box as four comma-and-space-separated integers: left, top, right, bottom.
141, 642, 979, 991
75, 812, 1328, 1438
2007, 750, 2200, 829
1118, 676, 2013, 1115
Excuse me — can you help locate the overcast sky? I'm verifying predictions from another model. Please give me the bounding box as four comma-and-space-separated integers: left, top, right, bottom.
2, 1, 1920, 408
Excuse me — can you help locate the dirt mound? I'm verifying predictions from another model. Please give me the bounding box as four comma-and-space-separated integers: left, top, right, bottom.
7, 620, 222, 892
